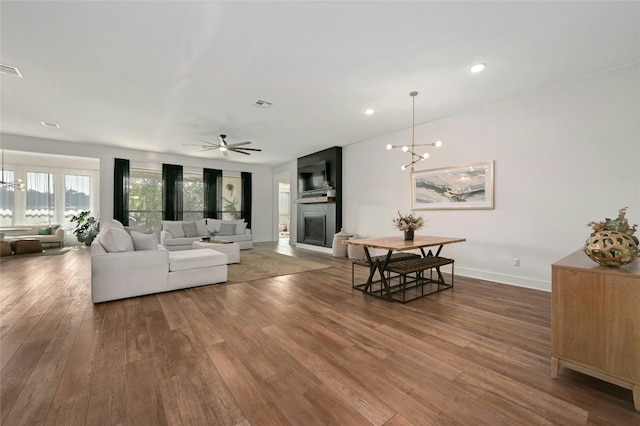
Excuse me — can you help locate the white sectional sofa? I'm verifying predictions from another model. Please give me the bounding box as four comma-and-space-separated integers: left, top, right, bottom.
91, 220, 228, 303
161, 218, 253, 251
3, 225, 65, 247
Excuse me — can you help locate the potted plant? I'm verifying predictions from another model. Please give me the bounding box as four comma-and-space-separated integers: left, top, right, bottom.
393, 211, 424, 241
70, 210, 100, 246
585, 207, 638, 266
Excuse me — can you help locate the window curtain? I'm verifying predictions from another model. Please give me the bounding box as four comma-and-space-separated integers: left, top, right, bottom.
241, 171, 252, 229
113, 158, 130, 226
203, 168, 222, 219
162, 163, 183, 221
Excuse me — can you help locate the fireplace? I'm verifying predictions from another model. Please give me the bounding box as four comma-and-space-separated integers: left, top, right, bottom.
303, 212, 326, 246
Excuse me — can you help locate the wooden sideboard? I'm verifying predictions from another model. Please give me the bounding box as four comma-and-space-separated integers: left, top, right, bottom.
551, 250, 639, 411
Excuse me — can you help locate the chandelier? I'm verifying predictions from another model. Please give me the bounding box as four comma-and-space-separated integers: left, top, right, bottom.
386, 91, 442, 171
0, 150, 25, 190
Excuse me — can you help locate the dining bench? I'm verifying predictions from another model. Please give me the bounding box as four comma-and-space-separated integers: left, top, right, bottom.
385, 256, 455, 303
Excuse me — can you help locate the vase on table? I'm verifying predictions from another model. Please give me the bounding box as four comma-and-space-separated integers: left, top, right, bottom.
404, 229, 414, 241
584, 231, 638, 266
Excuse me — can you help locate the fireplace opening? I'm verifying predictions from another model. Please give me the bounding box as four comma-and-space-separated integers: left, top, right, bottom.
303, 213, 326, 246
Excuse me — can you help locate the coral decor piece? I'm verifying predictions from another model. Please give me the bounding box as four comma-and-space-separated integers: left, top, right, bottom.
584, 207, 638, 266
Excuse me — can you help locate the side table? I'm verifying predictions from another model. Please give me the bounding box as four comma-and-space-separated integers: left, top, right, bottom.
0, 241, 12, 257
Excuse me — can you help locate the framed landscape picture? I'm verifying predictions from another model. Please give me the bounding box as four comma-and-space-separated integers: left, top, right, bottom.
411, 161, 494, 210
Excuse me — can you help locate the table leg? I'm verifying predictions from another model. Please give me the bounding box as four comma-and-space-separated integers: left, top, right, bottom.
363, 249, 394, 301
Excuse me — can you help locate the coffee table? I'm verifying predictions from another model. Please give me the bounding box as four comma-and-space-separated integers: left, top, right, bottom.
192, 240, 240, 264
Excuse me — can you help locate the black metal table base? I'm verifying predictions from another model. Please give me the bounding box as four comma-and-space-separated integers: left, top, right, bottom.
353, 268, 454, 303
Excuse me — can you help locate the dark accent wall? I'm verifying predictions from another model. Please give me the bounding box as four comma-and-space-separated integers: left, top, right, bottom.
297, 146, 342, 248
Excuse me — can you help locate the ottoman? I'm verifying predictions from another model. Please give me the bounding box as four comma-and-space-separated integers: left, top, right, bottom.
0, 241, 12, 257
14, 239, 43, 255
192, 240, 240, 264
167, 248, 228, 290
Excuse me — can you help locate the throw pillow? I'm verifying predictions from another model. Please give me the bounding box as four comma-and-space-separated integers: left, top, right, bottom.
130, 230, 158, 251
232, 220, 247, 235
206, 219, 222, 234
217, 222, 236, 236
195, 219, 208, 236
162, 221, 185, 238
38, 226, 52, 235
182, 221, 200, 238
99, 227, 134, 252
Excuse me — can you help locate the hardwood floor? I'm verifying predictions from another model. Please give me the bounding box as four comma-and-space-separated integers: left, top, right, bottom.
1, 242, 638, 425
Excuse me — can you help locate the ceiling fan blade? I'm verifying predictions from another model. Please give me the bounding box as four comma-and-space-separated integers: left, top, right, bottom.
232, 147, 262, 152
227, 141, 252, 147
228, 149, 250, 155
188, 137, 220, 148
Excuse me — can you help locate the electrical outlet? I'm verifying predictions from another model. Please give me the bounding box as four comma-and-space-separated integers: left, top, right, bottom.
512, 258, 520, 267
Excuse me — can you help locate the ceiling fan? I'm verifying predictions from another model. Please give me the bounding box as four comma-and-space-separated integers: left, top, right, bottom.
183, 134, 262, 156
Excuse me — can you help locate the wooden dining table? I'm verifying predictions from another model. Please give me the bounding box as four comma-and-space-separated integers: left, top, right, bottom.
344, 235, 466, 302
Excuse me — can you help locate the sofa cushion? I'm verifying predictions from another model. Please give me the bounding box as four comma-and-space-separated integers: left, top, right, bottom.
206, 219, 222, 234
130, 230, 158, 251
100, 227, 135, 252
164, 236, 201, 247
218, 222, 236, 236
182, 221, 200, 238
162, 221, 185, 238
38, 226, 52, 235
168, 249, 227, 272
195, 219, 208, 236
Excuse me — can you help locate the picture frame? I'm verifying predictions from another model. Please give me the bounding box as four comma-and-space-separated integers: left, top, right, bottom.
411, 161, 495, 210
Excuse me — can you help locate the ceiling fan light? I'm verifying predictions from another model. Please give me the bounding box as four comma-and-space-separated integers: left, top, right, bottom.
469, 63, 486, 73
219, 147, 228, 152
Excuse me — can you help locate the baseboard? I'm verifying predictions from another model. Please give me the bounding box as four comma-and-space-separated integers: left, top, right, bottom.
295, 243, 332, 254
456, 266, 551, 292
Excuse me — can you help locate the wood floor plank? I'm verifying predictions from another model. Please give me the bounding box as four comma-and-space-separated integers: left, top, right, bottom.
206, 342, 291, 425
1, 243, 639, 425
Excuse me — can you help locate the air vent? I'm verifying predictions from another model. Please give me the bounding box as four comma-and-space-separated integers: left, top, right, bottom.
41, 122, 60, 128
0, 64, 23, 78
254, 99, 273, 108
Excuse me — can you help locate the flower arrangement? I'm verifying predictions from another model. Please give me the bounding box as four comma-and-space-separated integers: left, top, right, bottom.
587, 207, 637, 238
393, 211, 424, 231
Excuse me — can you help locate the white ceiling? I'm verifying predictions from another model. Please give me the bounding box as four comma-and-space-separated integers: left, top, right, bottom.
1, 1, 638, 167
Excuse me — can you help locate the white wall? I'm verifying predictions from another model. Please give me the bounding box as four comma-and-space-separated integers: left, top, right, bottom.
0, 134, 274, 243
342, 64, 640, 291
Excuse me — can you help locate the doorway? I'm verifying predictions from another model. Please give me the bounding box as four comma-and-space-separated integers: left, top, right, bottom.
278, 182, 290, 240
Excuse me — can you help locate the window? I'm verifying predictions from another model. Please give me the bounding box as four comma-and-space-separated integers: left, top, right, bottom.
183, 171, 203, 222
65, 174, 91, 228
129, 168, 162, 232
0, 170, 16, 226
26, 171, 55, 224
220, 175, 242, 220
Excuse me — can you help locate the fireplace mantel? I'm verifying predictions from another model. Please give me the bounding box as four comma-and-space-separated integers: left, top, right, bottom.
296, 197, 335, 204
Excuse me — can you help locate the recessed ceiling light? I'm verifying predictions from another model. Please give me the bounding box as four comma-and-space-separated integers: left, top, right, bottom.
364, 108, 375, 115
469, 63, 486, 73
41, 121, 60, 128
